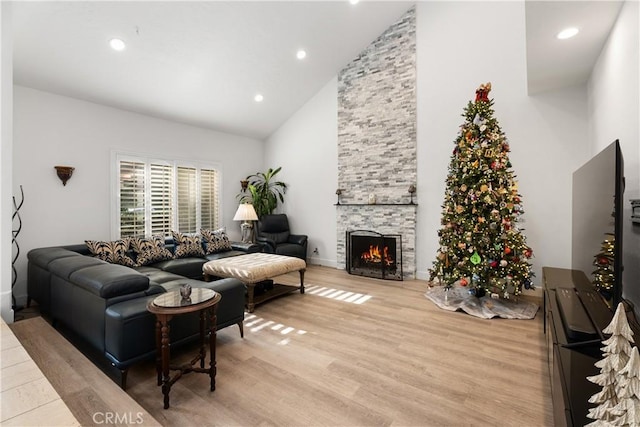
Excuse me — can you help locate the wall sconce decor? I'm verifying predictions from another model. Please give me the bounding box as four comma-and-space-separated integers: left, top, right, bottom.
54, 166, 74, 186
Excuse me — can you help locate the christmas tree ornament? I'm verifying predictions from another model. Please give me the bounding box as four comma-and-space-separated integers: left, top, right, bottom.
500, 260, 508, 267
470, 252, 481, 265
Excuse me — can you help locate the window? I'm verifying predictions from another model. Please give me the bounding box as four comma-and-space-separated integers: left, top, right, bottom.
115, 154, 221, 238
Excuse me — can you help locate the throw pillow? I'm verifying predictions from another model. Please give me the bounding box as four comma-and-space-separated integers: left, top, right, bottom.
130, 235, 174, 266
172, 231, 205, 258
201, 228, 232, 255
85, 238, 137, 267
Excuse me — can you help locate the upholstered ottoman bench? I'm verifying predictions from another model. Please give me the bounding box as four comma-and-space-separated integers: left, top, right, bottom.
203, 253, 306, 312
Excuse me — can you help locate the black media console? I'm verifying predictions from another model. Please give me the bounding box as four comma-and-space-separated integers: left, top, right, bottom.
543, 267, 614, 426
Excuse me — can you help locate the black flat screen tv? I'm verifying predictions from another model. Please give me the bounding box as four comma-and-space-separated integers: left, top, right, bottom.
572, 140, 624, 309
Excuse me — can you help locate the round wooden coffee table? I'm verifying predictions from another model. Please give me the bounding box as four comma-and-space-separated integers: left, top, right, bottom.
147, 288, 221, 409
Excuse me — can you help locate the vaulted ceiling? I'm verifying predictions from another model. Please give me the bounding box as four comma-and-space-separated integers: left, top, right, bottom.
11, 1, 623, 140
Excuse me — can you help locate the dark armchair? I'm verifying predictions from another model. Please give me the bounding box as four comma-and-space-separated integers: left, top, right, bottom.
256, 214, 308, 261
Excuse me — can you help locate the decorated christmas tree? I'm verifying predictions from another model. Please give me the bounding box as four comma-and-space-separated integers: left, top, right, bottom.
586, 302, 635, 425
429, 83, 534, 298
593, 233, 615, 300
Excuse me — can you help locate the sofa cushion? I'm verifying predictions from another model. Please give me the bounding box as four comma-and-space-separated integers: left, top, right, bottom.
27, 247, 82, 269
131, 235, 173, 266
201, 228, 232, 254
151, 258, 206, 280
134, 267, 185, 286
49, 256, 106, 280
69, 264, 149, 299
172, 231, 205, 258
262, 230, 290, 245
85, 239, 137, 268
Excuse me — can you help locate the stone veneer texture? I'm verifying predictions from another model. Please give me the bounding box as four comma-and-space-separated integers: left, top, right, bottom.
336, 7, 417, 278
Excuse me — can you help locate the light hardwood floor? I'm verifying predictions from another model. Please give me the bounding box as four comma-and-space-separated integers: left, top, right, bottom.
12, 265, 553, 426
127, 266, 553, 426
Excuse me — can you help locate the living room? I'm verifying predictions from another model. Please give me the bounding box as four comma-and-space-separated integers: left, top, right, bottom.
1, 1, 639, 426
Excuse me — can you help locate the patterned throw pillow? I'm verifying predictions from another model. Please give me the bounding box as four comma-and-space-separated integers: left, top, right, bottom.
130, 235, 174, 266
85, 238, 137, 267
201, 228, 232, 255
172, 231, 205, 258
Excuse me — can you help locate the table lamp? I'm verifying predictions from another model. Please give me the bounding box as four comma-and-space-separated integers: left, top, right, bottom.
233, 203, 258, 243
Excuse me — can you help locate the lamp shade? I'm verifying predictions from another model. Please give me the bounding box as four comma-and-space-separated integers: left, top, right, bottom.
233, 203, 258, 221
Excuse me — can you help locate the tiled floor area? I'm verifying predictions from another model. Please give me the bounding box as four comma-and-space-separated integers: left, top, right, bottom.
0, 317, 79, 426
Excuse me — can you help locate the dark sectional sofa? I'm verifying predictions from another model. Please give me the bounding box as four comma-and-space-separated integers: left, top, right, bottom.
27, 240, 259, 388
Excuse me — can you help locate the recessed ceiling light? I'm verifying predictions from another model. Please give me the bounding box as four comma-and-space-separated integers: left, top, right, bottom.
349, 0, 360, 4
296, 50, 307, 60
109, 38, 126, 51
254, 94, 264, 103
557, 27, 579, 40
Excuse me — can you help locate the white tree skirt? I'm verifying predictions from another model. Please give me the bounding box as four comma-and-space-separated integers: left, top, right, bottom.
425, 285, 539, 319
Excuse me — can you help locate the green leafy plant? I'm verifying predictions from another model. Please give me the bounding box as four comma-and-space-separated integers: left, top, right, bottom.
237, 167, 287, 218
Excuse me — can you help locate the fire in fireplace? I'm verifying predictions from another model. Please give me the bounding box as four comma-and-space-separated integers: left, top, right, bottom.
347, 230, 403, 280
360, 244, 394, 266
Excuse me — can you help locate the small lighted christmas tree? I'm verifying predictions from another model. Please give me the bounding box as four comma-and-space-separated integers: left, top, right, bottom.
593, 233, 615, 299
586, 303, 635, 425
428, 83, 534, 298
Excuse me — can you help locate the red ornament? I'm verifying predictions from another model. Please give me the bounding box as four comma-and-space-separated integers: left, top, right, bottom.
460, 278, 468, 286
490, 260, 498, 268
504, 247, 512, 255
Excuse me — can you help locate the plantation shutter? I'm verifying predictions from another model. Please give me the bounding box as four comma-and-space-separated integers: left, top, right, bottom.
119, 160, 146, 238
177, 166, 197, 233
200, 168, 219, 230
149, 163, 173, 237
116, 154, 221, 239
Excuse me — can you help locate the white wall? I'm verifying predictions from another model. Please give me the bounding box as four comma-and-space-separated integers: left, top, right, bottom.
12, 86, 264, 304
589, 0, 639, 189
264, 77, 338, 267
1, 2, 14, 323
587, 0, 640, 305
416, 1, 589, 289
266, 2, 590, 293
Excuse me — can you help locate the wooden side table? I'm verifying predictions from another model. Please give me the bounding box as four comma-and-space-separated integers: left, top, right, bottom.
147, 288, 221, 409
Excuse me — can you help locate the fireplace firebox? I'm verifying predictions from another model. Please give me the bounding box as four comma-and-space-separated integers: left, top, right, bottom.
346, 230, 403, 281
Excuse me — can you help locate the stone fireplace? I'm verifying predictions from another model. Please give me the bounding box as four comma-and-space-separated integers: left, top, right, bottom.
337, 205, 416, 279
336, 7, 416, 279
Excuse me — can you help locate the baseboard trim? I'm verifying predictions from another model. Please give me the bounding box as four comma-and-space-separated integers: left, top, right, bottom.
306, 257, 337, 269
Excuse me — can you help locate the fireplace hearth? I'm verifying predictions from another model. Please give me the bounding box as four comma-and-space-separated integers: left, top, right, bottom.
346, 230, 403, 280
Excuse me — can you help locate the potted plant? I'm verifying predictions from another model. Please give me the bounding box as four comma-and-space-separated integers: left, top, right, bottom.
237, 167, 287, 218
